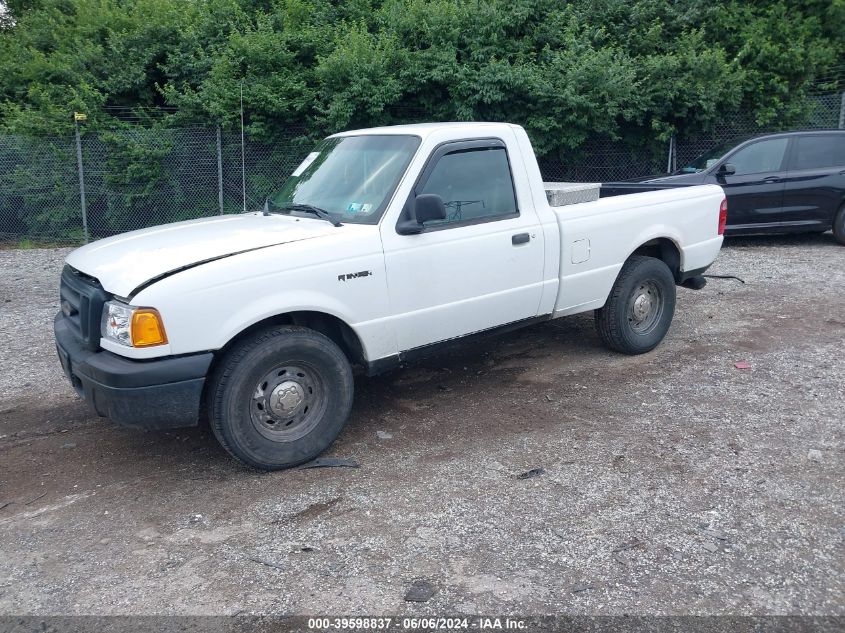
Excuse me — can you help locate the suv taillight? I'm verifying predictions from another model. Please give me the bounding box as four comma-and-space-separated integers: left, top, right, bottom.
718, 198, 728, 236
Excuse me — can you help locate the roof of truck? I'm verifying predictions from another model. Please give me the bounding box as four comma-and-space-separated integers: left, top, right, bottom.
331, 122, 517, 138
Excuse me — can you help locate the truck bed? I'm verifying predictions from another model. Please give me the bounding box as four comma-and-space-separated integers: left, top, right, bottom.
548, 184, 725, 316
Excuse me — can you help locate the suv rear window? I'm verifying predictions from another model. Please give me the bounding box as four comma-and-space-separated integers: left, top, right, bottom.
790, 134, 845, 171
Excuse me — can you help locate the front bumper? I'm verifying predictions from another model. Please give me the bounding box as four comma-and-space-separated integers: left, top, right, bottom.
55, 314, 213, 430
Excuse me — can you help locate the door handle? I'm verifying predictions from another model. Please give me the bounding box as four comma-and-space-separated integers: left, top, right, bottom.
512, 233, 530, 245
763, 176, 781, 183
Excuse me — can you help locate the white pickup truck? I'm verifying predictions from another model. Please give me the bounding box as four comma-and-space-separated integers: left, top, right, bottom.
54, 122, 726, 469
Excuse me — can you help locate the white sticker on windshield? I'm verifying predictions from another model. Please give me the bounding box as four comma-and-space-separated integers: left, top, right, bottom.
292, 152, 320, 177
346, 202, 374, 215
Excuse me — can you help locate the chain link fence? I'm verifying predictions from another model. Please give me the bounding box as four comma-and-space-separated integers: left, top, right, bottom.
539, 137, 668, 183
0, 134, 82, 241
673, 92, 845, 172
1, 92, 843, 243
0, 125, 309, 242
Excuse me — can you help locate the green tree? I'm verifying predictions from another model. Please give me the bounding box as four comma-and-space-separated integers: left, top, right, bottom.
0, 0, 842, 240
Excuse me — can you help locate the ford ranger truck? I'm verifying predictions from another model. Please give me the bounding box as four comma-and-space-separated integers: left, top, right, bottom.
54, 122, 726, 469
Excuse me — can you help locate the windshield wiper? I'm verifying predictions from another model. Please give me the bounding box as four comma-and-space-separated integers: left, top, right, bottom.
265, 200, 342, 227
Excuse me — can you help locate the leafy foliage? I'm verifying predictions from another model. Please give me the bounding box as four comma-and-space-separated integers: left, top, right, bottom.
0, 0, 841, 239
0, 0, 840, 149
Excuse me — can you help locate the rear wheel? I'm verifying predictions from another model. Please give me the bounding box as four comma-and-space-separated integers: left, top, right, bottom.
595, 255, 676, 354
207, 325, 354, 470
833, 205, 845, 245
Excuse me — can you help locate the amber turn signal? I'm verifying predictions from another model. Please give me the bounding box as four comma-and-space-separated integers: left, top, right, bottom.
130, 309, 168, 347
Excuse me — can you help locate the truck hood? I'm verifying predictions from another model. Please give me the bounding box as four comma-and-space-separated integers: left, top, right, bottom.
65, 213, 338, 298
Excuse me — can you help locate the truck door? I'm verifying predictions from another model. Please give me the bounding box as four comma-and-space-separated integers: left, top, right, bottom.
380, 138, 545, 352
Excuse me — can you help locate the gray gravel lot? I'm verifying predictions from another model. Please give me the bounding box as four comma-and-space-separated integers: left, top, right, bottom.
0, 234, 843, 616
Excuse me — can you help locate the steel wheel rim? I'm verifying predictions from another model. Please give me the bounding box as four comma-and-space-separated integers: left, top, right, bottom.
628, 280, 663, 334
249, 364, 326, 442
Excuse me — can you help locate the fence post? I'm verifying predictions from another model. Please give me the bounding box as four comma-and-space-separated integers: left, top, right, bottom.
240, 82, 247, 213
73, 118, 90, 243
672, 139, 677, 173
839, 91, 845, 130
216, 126, 224, 214
666, 134, 675, 174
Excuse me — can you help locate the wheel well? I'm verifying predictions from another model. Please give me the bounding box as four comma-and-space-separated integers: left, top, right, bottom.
631, 238, 682, 283
198, 311, 364, 428
213, 311, 366, 368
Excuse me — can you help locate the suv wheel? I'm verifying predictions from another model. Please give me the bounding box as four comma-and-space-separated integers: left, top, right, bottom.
833, 205, 845, 245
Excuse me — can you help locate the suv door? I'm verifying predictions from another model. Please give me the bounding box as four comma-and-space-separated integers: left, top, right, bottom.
782, 133, 845, 231
709, 137, 790, 232
380, 138, 545, 352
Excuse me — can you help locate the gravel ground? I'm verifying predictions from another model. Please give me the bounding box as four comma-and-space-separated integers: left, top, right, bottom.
0, 234, 843, 616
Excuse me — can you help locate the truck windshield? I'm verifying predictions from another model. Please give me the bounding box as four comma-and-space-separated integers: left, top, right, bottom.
270, 135, 420, 225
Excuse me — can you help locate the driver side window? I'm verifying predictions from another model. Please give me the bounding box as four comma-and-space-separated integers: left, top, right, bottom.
417, 147, 518, 226
727, 138, 789, 176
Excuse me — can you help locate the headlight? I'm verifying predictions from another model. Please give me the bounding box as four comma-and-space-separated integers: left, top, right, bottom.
101, 301, 168, 348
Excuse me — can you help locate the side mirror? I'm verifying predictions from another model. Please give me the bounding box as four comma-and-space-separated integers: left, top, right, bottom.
414, 194, 447, 223
718, 163, 736, 176
396, 193, 447, 234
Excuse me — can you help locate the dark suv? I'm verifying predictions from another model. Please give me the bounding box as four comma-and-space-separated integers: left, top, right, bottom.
647, 130, 845, 244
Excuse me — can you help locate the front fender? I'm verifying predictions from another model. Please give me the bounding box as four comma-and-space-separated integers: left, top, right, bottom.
131, 232, 395, 361
214, 290, 368, 355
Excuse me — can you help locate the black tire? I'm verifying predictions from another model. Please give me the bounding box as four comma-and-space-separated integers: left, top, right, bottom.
833, 205, 845, 245
207, 325, 354, 470
595, 255, 676, 354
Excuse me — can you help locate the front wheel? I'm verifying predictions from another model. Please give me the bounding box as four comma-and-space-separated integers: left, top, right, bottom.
595, 255, 677, 354
207, 325, 354, 470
